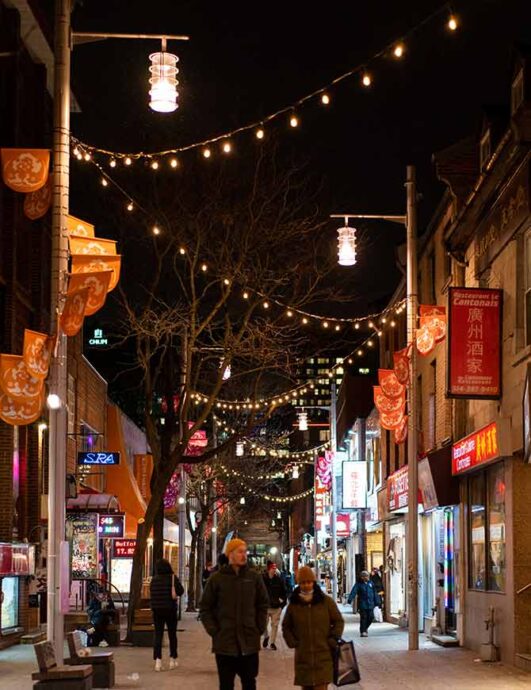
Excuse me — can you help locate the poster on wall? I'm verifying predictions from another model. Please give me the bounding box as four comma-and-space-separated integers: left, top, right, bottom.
447, 287, 502, 399
66, 513, 98, 579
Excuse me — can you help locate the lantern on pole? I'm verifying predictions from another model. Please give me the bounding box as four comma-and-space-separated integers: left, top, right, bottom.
298, 411, 308, 431
337, 219, 357, 266
149, 41, 179, 113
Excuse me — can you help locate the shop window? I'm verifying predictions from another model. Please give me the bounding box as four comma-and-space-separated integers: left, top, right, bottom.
468, 465, 506, 592
1, 577, 19, 631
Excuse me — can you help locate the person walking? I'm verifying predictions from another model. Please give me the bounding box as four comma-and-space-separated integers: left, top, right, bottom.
282, 566, 344, 690
199, 538, 269, 690
150, 558, 184, 671
347, 570, 381, 637
262, 561, 287, 651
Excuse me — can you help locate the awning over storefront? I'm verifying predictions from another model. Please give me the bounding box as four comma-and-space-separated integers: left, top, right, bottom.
419, 445, 459, 509
67, 493, 120, 512
106, 404, 147, 537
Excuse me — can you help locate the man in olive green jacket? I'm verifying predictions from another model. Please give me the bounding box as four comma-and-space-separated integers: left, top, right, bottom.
199, 538, 269, 690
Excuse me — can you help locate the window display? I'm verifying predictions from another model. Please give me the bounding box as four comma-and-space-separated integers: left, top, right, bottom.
488, 464, 506, 591
1, 577, 19, 631
469, 474, 486, 589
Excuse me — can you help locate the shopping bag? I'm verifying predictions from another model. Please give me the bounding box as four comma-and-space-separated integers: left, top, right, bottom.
333, 639, 361, 686
373, 606, 383, 623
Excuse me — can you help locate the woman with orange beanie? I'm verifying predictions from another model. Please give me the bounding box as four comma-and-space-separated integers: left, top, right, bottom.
282, 566, 344, 690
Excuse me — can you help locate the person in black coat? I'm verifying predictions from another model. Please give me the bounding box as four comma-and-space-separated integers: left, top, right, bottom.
262, 562, 287, 651
149, 559, 184, 671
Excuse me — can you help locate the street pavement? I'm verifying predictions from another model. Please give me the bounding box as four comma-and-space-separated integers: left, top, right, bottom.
1, 606, 529, 689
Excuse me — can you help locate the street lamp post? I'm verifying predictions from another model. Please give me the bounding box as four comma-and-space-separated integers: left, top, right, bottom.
330, 383, 338, 603
47, 0, 189, 656
330, 164, 418, 650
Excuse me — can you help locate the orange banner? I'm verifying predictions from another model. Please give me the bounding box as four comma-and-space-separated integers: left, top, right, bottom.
394, 416, 408, 444
0, 390, 44, 426
61, 287, 90, 336
1, 148, 50, 193
0, 355, 43, 400
393, 347, 410, 385
380, 408, 405, 431
67, 215, 95, 238
71, 254, 121, 292
67, 271, 112, 316
378, 369, 405, 399
69, 235, 117, 256
374, 386, 405, 415
416, 325, 436, 356
23, 330, 54, 380
24, 176, 52, 220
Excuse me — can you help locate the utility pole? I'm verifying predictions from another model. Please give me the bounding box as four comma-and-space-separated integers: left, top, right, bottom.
47, 0, 71, 659
405, 165, 419, 651
330, 383, 338, 602
211, 417, 218, 565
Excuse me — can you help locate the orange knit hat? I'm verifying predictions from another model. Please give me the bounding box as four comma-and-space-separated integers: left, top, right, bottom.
224, 538, 247, 557
296, 566, 316, 584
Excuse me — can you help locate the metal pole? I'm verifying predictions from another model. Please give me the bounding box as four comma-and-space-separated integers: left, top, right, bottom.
47, 0, 71, 659
178, 328, 188, 608
405, 165, 419, 651
358, 418, 366, 572
330, 383, 338, 602
212, 417, 218, 565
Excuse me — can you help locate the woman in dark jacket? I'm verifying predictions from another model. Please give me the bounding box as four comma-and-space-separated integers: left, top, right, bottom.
282, 566, 344, 690
149, 559, 184, 671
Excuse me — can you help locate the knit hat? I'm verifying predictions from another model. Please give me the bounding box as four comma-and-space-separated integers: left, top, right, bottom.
224, 538, 247, 557
360, 570, 370, 577
296, 566, 316, 584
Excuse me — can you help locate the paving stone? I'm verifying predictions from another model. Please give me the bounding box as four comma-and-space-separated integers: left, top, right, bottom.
0, 607, 529, 689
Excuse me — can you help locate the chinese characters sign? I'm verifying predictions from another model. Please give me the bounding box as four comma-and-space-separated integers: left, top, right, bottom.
447, 288, 502, 399
113, 539, 136, 558
388, 466, 409, 511
342, 462, 367, 509
452, 422, 500, 475
314, 476, 328, 531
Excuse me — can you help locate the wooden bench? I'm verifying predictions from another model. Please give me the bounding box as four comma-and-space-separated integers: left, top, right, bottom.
65, 632, 115, 688
130, 608, 153, 647
32, 640, 93, 690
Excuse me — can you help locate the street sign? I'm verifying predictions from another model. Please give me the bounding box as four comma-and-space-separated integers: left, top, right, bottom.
77, 451, 120, 466
98, 514, 125, 538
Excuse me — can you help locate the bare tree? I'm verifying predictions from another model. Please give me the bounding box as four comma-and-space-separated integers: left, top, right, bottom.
115, 150, 342, 637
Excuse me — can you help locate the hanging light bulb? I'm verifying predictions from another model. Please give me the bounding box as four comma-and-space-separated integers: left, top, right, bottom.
448, 14, 458, 31
256, 127, 265, 139
149, 48, 179, 113
170, 157, 179, 168
124, 156, 132, 166
236, 441, 244, 457
127, 201, 134, 212
222, 141, 232, 154
337, 220, 357, 266
321, 92, 331, 105
393, 43, 405, 58
362, 71, 372, 87
289, 113, 299, 128
277, 511, 281, 519
298, 412, 308, 431
240, 496, 246, 505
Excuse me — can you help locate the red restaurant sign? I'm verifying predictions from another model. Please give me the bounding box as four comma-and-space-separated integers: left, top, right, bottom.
447, 288, 502, 399
452, 422, 500, 475
113, 539, 136, 558
388, 465, 422, 511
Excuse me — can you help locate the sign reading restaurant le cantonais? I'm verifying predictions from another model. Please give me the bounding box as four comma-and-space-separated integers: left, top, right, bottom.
447, 287, 502, 399
451, 422, 500, 475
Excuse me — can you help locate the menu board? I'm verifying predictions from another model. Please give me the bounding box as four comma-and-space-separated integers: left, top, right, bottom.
66, 513, 98, 579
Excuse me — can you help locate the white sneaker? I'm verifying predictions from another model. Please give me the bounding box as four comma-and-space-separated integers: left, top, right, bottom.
155, 659, 162, 672
169, 658, 178, 670
98, 640, 109, 648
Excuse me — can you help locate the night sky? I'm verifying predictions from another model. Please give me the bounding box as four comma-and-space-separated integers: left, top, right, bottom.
63, 0, 531, 390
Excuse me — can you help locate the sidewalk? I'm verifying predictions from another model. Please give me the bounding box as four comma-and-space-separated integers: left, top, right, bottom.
1, 607, 529, 689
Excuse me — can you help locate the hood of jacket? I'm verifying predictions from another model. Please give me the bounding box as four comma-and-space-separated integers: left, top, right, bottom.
289, 583, 325, 605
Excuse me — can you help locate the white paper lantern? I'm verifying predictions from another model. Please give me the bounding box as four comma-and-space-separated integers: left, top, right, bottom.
337, 225, 357, 266
236, 441, 244, 457
149, 51, 179, 113
298, 411, 308, 431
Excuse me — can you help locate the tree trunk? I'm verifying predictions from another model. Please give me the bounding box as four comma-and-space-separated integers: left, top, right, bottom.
153, 500, 164, 567
186, 530, 198, 611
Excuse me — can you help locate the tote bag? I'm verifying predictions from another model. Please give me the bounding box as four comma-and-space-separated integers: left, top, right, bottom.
333, 639, 361, 686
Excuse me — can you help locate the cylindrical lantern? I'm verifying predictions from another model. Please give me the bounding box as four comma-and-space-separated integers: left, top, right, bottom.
149, 51, 179, 113
292, 466, 300, 480
236, 441, 244, 457
337, 224, 357, 266
240, 496, 246, 505
222, 364, 231, 380
298, 411, 308, 431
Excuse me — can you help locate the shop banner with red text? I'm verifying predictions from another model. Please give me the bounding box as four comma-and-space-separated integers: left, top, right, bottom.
447, 288, 502, 399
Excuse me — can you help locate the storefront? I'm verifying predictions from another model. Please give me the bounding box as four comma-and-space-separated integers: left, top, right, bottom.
0, 543, 32, 647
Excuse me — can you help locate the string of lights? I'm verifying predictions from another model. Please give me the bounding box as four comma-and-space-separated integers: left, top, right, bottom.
260, 486, 315, 503
70, 3, 460, 164
190, 299, 406, 408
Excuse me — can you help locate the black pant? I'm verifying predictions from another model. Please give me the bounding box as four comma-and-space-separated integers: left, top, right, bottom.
152, 608, 178, 659
360, 609, 374, 634
90, 610, 115, 645
215, 653, 259, 690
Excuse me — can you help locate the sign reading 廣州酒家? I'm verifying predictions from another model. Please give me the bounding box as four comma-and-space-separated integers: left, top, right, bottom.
447, 288, 502, 399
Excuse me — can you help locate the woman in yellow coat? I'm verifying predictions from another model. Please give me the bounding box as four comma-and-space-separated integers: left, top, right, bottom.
282, 566, 344, 690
